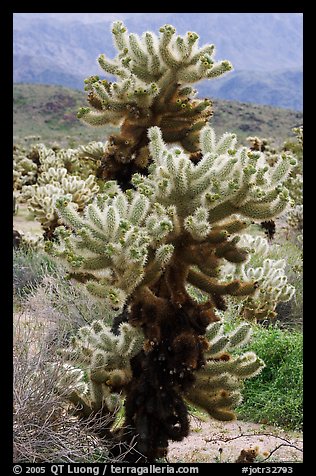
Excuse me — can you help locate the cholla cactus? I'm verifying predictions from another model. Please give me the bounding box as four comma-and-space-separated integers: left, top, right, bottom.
55, 321, 144, 417
286, 204, 303, 231
14, 140, 103, 195
185, 321, 264, 421
36, 144, 64, 172
221, 234, 295, 320
78, 22, 232, 186
49, 125, 295, 461
285, 174, 303, 206
136, 126, 295, 221
49, 185, 174, 311
77, 141, 107, 160
282, 126, 303, 206
41, 23, 300, 463
13, 156, 38, 190
22, 172, 99, 239
247, 136, 269, 153
246, 136, 279, 167
58, 144, 104, 178
13, 144, 38, 190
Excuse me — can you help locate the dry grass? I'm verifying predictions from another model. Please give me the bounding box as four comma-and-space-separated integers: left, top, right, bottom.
13, 311, 120, 463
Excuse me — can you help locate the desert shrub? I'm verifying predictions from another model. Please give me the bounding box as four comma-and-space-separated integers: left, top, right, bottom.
13, 247, 59, 297
13, 313, 119, 463
25, 274, 115, 345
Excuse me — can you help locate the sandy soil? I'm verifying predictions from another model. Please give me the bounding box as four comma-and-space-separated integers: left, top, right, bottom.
167, 416, 303, 463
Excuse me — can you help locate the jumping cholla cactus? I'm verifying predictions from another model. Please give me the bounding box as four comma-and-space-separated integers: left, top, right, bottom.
37, 21, 300, 463
221, 234, 295, 320
246, 135, 279, 167
49, 122, 295, 461
282, 126, 303, 206
14, 140, 106, 197
78, 21, 232, 186
13, 231, 44, 251
56, 320, 263, 446
13, 144, 38, 190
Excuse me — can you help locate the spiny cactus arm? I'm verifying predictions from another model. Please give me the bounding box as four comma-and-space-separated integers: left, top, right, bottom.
58, 321, 144, 415
51, 364, 95, 416
76, 141, 107, 160
37, 166, 68, 185
212, 218, 250, 235
177, 59, 232, 83
236, 195, 290, 220
187, 268, 243, 296
227, 323, 253, 349
77, 107, 123, 126
144, 126, 295, 223
184, 321, 264, 421
185, 387, 241, 421
116, 322, 146, 360
191, 373, 241, 393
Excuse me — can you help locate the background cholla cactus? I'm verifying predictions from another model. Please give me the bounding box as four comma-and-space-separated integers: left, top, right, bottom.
13, 231, 45, 251
15, 141, 101, 240
13, 152, 38, 190
14, 140, 106, 196
286, 175, 303, 205
246, 135, 279, 167
286, 204, 303, 231
247, 136, 269, 153
78, 21, 233, 186
282, 126, 303, 206
21, 171, 99, 240
221, 234, 296, 321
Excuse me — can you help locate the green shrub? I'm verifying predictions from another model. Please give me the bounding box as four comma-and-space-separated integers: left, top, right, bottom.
236, 325, 303, 431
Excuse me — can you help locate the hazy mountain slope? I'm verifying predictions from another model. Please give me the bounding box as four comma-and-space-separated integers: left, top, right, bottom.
201, 69, 303, 111
13, 13, 303, 110
13, 84, 303, 146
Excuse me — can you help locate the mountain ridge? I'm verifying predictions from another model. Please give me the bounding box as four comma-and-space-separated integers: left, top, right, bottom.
13, 13, 303, 111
